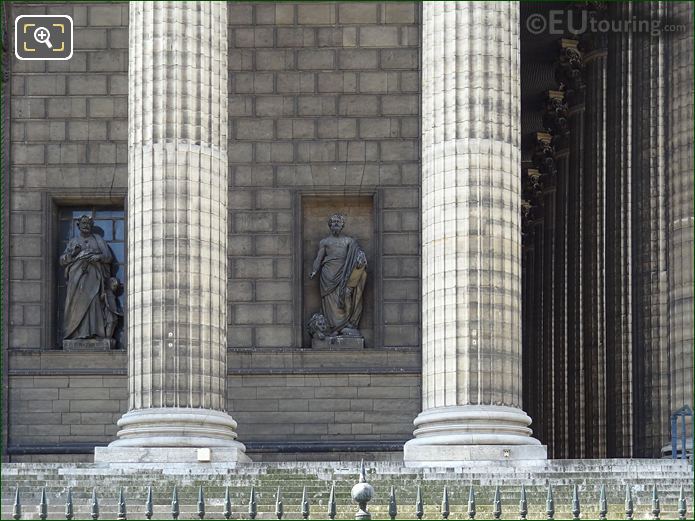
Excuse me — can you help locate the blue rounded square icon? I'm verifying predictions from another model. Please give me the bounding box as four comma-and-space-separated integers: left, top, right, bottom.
15, 15, 74, 61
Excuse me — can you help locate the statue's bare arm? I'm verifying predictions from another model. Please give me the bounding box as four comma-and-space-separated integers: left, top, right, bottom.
309, 240, 327, 279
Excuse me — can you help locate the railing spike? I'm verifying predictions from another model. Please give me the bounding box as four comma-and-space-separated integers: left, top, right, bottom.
651, 484, 660, 520
117, 487, 127, 520
492, 485, 502, 520
359, 459, 367, 483
415, 485, 424, 520
441, 486, 450, 520
328, 483, 337, 521
598, 484, 607, 521
301, 486, 310, 520
467, 486, 475, 520
678, 484, 687, 521
249, 485, 257, 520
545, 484, 554, 520
12, 487, 21, 520
624, 485, 633, 521
38, 487, 48, 521
91, 488, 100, 520
197, 485, 205, 520
223, 486, 232, 521
65, 487, 74, 521
571, 484, 580, 520
171, 486, 180, 520
519, 485, 528, 520
145, 485, 153, 521
388, 486, 397, 521
275, 486, 284, 520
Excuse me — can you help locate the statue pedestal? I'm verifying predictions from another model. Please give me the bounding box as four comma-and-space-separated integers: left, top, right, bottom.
63, 338, 116, 351
312, 336, 364, 349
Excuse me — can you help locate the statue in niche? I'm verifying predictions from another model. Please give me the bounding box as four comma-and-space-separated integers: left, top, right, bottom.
309, 213, 367, 340
60, 214, 120, 341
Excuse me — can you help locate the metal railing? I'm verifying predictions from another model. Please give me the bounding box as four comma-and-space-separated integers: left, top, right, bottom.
6, 461, 691, 520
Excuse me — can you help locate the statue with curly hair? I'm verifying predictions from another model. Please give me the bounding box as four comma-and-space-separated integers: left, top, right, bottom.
309, 214, 367, 338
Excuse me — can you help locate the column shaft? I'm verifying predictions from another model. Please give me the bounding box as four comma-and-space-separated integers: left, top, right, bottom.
666, 1, 694, 450
98, 1, 246, 459
605, 2, 634, 457
405, 1, 545, 464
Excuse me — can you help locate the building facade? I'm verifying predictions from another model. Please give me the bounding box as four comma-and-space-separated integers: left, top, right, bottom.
2, 1, 692, 462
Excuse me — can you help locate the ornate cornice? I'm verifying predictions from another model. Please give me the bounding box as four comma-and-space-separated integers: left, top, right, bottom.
555, 39, 585, 105
543, 90, 569, 144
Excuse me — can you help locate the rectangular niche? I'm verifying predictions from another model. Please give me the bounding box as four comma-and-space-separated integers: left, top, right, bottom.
298, 194, 378, 348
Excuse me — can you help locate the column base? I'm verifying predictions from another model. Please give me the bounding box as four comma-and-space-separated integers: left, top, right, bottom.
95, 407, 250, 463
403, 405, 547, 466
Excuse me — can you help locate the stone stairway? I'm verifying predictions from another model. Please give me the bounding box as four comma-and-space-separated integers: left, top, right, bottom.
1, 459, 692, 520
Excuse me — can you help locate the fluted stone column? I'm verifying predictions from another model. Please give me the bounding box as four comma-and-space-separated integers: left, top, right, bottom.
666, 1, 694, 455
404, 1, 545, 464
96, 1, 247, 463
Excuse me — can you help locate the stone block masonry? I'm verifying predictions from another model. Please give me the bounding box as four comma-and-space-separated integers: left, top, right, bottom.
6, 1, 422, 458
8, 2, 128, 352
227, 2, 421, 349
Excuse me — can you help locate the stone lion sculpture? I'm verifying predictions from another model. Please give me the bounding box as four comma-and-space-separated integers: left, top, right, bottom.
307, 312, 329, 340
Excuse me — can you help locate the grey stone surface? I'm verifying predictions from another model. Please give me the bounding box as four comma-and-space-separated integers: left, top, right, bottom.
63, 339, 115, 352
311, 336, 365, 350
228, 2, 420, 349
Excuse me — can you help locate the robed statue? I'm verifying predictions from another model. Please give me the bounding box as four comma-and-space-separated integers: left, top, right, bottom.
60, 214, 119, 340
309, 214, 367, 338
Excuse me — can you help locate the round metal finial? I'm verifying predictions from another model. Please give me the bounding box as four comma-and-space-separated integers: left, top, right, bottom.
351, 460, 374, 520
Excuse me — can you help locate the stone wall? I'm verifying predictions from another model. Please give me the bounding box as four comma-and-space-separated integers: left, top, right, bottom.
226, 2, 421, 349
6, 2, 421, 458
8, 2, 128, 352
5, 2, 420, 459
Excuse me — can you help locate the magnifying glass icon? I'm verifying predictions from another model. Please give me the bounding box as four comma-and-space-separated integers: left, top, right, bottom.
34, 26, 53, 49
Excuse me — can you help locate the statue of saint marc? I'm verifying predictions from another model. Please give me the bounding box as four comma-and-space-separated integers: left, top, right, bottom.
309, 214, 367, 338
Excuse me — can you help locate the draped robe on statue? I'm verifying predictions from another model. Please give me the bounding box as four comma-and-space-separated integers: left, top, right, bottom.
318, 236, 366, 334
60, 234, 114, 339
